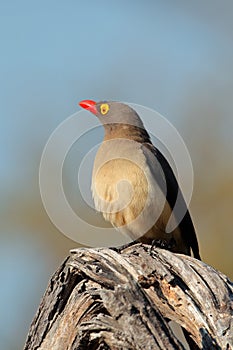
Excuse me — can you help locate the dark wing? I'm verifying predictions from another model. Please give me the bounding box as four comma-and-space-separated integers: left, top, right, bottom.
143, 142, 201, 259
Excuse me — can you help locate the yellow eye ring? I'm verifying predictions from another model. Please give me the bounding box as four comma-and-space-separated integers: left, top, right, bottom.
100, 103, 109, 115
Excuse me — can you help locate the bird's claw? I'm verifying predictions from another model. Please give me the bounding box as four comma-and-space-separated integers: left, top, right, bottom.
149, 238, 176, 255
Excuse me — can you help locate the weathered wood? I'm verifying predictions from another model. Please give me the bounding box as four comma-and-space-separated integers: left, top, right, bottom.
24, 244, 233, 350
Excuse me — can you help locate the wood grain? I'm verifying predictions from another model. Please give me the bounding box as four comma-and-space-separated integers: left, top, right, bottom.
24, 244, 233, 350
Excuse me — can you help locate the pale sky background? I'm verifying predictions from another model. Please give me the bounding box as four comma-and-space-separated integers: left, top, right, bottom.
1, 1, 233, 349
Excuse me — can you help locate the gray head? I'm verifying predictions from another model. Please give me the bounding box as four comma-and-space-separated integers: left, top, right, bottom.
79, 99, 145, 129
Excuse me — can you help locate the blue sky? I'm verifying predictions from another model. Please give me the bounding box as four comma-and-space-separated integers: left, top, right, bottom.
1, 0, 232, 188
1, 1, 233, 348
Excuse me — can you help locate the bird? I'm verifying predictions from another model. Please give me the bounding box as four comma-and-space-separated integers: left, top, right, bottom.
79, 99, 200, 259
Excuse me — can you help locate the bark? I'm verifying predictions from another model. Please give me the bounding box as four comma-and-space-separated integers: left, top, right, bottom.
24, 244, 233, 350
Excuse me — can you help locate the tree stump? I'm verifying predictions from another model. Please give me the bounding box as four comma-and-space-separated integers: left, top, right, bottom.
24, 244, 233, 350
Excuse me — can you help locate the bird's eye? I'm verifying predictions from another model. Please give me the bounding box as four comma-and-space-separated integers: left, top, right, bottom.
100, 103, 109, 115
